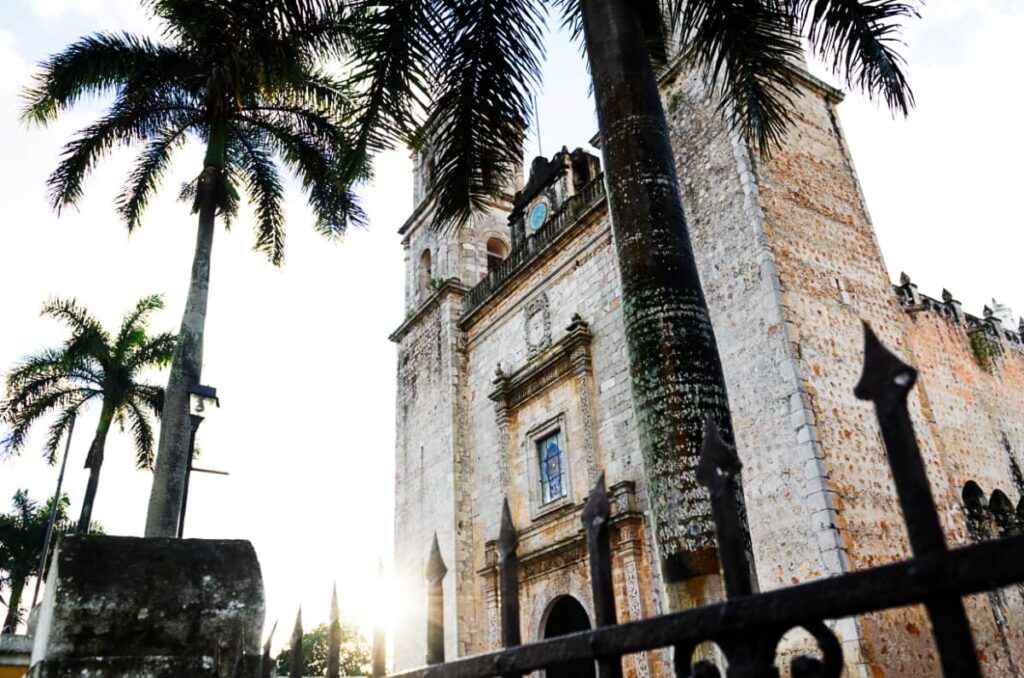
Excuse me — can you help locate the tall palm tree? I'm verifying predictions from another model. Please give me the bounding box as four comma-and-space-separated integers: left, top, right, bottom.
0, 490, 70, 635
347, 0, 916, 592
1, 296, 174, 532
22, 0, 365, 537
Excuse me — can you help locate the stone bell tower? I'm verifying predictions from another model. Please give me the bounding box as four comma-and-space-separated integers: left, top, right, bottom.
389, 141, 520, 669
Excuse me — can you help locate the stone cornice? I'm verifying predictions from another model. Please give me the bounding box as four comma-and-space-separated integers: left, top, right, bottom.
388, 279, 470, 343
489, 315, 593, 410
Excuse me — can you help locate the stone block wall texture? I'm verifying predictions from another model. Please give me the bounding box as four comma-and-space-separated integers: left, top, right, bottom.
392, 62, 1024, 676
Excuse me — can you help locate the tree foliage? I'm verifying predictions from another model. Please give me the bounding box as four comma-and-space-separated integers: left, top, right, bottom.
274, 622, 371, 677
0, 490, 71, 634
346, 0, 918, 229
1, 295, 172, 468
22, 0, 368, 266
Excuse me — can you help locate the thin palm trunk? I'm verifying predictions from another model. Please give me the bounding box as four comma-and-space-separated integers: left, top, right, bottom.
580, 0, 735, 597
2, 575, 25, 634
76, 406, 112, 533
145, 164, 219, 538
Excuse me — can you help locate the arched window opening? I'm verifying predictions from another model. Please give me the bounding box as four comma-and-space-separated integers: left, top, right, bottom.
486, 238, 508, 273
419, 249, 433, 300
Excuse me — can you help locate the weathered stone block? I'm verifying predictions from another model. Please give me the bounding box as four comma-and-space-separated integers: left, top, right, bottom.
30, 536, 264, 677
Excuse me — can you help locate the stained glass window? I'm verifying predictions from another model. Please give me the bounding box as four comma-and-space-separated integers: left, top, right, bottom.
538, 431, 566, 504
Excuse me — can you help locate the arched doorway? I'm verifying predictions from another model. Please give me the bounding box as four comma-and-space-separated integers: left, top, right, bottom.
542, 596, 596, 678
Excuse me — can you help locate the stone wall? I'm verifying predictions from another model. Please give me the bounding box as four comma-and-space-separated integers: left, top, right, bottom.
392, 58, 1024, 677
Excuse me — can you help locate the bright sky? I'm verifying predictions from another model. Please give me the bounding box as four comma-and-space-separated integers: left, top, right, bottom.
1, 0, 1022, 659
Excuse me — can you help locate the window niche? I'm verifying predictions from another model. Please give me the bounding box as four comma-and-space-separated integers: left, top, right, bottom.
418, 248, 433, 301
486, 237, 508, 274
524, 415, 572, 517
490, 312, 598, 519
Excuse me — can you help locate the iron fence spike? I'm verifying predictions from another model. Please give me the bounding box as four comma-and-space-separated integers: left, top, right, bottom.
582, 471, 611, 529
855, 320, 981, 676
290, 608, 304, 678
498, 498, 519, 557
427, 533, 448, 583
854, 322, 917, 402
697, 414, 741, 489
263, 619, 278, 655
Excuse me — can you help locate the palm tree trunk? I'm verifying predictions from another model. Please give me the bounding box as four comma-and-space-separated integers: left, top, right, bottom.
145, 161, 220, 538
580, 0, 735, 599
2, 575, 26, 634
76, 406, 112, 533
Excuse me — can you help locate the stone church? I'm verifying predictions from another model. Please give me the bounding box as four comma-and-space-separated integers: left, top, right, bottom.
390, 58, 1024, 676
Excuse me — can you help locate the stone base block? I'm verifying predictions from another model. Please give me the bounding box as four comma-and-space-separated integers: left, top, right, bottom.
30, 535, 265, 677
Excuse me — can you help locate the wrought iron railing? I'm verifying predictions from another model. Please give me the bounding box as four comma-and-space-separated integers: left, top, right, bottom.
390, 325, 1024, 678
462, 177, 608, 319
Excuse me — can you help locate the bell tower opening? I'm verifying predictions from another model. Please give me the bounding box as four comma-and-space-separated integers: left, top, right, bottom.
419, 248, 433, 301
486, 237, 508, 273
542, 596, 595, 678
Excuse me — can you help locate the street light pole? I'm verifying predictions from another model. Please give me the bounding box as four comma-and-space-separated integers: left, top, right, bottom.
177, 413, 203, 539
31, 413, 76, 610
177, 384, 223, 538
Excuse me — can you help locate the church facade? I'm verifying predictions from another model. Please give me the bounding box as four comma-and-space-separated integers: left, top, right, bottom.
390, 61, 1024, 676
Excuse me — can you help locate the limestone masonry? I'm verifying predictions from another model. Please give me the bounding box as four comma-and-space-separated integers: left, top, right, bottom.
390, 61, 1024, 676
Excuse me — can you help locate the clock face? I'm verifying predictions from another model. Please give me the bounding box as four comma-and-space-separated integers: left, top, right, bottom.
528, 200, 549, 231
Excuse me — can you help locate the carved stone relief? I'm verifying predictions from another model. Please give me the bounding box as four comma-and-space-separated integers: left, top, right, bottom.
524, 293, 553, 358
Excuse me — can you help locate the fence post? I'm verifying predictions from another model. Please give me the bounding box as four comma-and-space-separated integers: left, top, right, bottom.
582, 473, 623, 678
497, 499, 522, 678
373, 562, 387, 677
328, 583, 341, 678
289, 608, 303, 678
697, 416, 752, 599
426, 533, 448, 665
259, 620, 276, 678
854, 324, 981, 677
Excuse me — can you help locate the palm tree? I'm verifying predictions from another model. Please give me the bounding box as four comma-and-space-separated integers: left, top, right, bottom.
22, 0, 365, 537
0, 490, 70, 635
1, 296, 174, 532
347, 0, 916, 593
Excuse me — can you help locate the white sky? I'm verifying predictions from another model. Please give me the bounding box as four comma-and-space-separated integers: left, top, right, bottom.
1, 0, 1022, 658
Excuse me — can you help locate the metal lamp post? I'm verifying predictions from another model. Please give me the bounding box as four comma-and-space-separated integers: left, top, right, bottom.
177, 384, 221, 538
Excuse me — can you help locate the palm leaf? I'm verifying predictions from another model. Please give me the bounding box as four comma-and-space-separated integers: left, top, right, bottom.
426, 0, 546, 229
670, 0, 804, 151
792, 0, 916, 114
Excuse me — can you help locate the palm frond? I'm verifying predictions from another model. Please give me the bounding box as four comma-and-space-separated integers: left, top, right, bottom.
114, 295, 165, 358
46, 97, 197, 212
127, 332, 176, 372
427, 0, 546, 229
670, 0, 803, 151
233, 135, 287, 265
117, 122, 197, 231
237, 117, 366, 237
40, 297, 104, 341
124, 399, 157, 470
1, 387, 98, 457
131, 384, 165, 418
42, 405, 82, 464
792, 0, 916, 114
346, 0, 445, 168
21, 31, 189, 125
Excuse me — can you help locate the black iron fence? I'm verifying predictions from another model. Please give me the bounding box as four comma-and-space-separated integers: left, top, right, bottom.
388, 326, 1024, 678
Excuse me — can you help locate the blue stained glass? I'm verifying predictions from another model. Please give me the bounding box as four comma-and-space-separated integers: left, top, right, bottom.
539, 433, 565, 504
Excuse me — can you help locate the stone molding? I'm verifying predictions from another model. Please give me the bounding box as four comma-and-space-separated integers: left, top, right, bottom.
490, 314, 599, 491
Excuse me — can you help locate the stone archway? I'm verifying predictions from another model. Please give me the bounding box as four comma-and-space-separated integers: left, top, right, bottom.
541, 595, 596, 678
